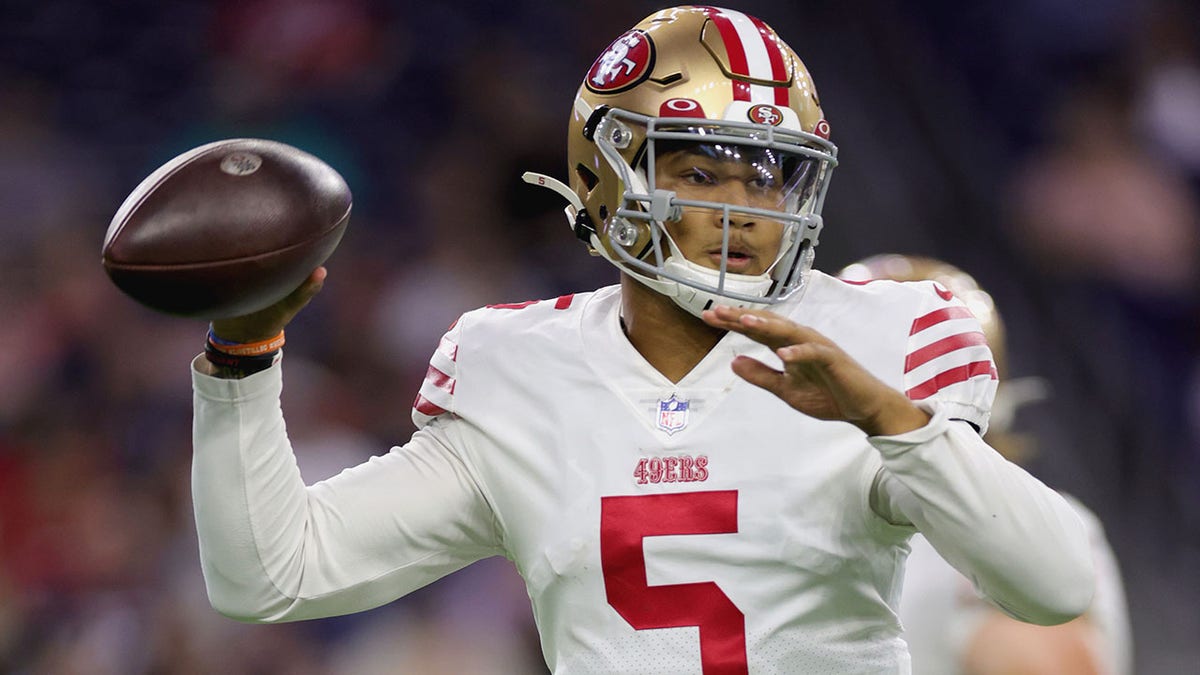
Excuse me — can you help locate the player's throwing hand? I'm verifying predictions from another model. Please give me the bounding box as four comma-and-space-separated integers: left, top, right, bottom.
701, 305, 931, 436
210, 267, 327, 344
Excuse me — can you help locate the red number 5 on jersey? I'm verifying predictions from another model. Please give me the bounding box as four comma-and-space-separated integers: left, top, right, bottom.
600, 491, 747, 674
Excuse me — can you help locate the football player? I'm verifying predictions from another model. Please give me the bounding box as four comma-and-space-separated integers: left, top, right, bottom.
190, 7, 1095, 673
840, 255, 1133, 675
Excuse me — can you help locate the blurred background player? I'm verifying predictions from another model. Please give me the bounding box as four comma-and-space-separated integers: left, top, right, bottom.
840, 254, 1133, 675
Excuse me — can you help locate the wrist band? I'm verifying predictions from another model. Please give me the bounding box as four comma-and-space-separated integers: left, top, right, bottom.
204, 340, 281, 373
204, 327, 285, 374
207, 328, 285, 356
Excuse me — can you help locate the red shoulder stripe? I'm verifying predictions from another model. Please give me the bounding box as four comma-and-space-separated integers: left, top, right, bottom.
905, 361, 998, 400
904, 332, 988, 373
487, 295, 576, 311
487, 300, 540, 310
424, 365, 455, 394
909, 306, 975, 335
413, 394, 447, 416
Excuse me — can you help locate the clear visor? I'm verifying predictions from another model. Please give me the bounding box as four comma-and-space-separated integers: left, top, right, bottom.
594, 110, 837, 305
649, 137, 824, 217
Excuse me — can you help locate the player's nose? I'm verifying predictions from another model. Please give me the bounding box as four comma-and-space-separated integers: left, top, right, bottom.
708, 183, 758, 229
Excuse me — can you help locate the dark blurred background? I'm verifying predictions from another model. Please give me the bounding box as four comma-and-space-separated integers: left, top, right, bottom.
1, 0, 1197, 672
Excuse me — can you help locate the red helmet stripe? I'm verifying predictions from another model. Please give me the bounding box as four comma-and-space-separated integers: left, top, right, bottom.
702, 8, 792, 105
748, 14, 790, 106
701, 7, 752, 101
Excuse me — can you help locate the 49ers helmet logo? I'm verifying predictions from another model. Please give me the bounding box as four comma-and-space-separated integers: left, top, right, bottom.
748, 104, 784, 126
586, 30, 656, 94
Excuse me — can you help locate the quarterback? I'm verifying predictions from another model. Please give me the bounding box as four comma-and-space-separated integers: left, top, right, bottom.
190, 7, 1095, 674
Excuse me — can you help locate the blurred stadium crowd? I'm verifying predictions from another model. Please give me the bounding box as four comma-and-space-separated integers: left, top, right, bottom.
1, 0, 1197, 672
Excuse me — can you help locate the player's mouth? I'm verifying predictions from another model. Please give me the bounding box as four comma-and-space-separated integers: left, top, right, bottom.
708, 246, 757, 273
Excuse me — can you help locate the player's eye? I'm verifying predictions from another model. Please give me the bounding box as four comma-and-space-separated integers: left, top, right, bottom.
748, 164, 781, 190
749, 174, 778, 190
679, 168, 717, 185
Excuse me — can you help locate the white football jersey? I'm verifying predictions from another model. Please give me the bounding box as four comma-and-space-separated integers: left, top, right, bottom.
408, 271, 995, 673
191, 270, 1093, 675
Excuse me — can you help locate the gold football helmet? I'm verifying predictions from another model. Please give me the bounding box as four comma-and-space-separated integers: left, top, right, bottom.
838, 254, 1049, 459
525, 6, 838, 316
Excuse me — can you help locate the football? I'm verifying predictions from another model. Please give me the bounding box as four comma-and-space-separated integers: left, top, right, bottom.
102, 138, 352, 319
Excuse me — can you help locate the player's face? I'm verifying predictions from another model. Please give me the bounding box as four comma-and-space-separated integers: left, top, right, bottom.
654, 145, 788, 275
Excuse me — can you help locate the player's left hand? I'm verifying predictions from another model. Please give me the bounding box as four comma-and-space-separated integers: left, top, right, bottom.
701, 305, 930, 436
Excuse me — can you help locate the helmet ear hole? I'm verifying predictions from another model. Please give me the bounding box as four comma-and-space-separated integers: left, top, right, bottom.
575, 164, 599, 191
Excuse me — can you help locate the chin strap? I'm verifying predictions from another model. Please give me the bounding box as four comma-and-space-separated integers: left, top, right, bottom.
520, 171, 581, 212
521, 172, 600, 248
519, 170, 680, 300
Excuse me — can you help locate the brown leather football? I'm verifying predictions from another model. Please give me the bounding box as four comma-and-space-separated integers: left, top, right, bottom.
102, 138, 351, 319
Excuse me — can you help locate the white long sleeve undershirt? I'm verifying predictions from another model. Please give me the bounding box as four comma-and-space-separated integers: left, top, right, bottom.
868, 402, 1095, 625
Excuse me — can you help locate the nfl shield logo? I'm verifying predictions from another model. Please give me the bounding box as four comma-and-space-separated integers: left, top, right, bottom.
657, 394, 690, 435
